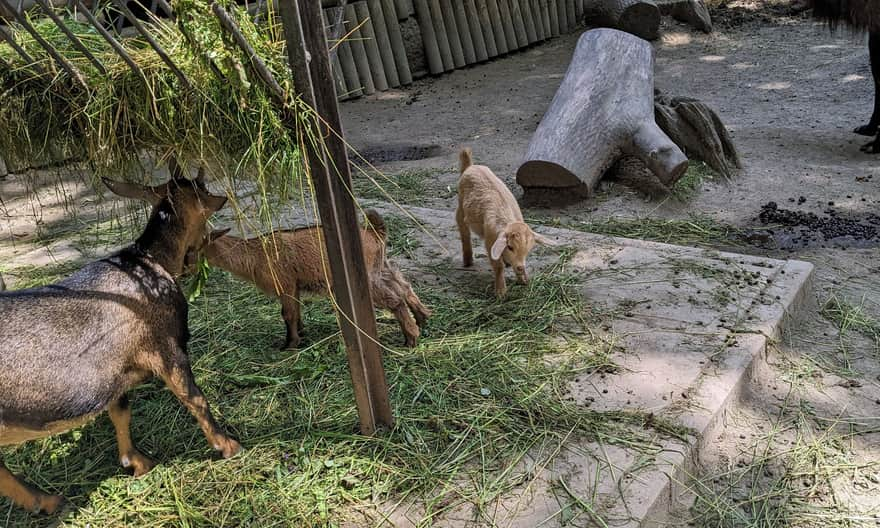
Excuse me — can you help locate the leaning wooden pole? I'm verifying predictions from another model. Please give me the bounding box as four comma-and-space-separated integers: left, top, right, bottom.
278, 0, 393, 435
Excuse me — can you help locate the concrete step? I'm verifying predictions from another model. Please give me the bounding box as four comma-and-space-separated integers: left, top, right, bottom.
361, 205, 814, 527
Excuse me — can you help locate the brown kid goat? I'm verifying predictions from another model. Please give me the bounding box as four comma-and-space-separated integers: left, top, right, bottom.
456, 148, 555, 298
0, 162, 240, 514
189, 210, 431, 349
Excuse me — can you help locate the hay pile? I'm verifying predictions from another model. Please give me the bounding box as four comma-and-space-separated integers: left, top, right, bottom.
0, 0, 308, 202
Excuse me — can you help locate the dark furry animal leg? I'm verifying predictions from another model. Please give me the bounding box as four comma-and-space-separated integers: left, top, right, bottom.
854, 32, 880, 137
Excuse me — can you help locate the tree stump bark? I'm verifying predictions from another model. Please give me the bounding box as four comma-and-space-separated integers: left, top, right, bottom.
516, 28, 687, 200
656, 0, 712, 32
654, 91, 740, 179
582, 0, 660, 40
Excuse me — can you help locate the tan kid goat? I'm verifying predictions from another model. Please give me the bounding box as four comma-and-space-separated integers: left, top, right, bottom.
188, 210, 431, 349
456, 148, 555, 298
0, 161, 240, 514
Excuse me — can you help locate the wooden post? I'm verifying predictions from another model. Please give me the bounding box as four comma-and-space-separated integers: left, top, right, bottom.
277, 0, 393, 436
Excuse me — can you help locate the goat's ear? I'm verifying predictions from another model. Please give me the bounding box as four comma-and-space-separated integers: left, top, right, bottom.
195, 166, 206, 185
490, 233, 508, 261
102, 178, 164, 206
201, 193, 228, 213
168, 157, 186, 181
533, 231, 557, 246
209, 228, 231, 243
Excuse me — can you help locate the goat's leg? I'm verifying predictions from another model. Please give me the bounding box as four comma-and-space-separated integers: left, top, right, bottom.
405, 288, 431, 327
0, 461, 63, 514
157, 354, 241, 459
456, 208, 473, 267
855, 32, 880, 137
488, 252, 507, 298
108, 395, 155, 477
280, 292, 302, 349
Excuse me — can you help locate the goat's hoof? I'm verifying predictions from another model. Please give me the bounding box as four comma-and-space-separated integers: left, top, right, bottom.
35, 493, 64, 515
124, 452, 156, 477
279, 339, 300, 350
854, 123, 879, 136
218, 438, 242, 459
403, 336, 417, 348
860, 139, 880, 153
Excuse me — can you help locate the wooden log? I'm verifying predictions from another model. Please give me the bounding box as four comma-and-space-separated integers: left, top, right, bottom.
566, 0, 576, 29
395, 0, 410, 18
654, 91, 739, 178
656, 0, 712, 32
583, 0, 660, 40
380, 0, 412, 83
508, 0, 528, 48
412, 0, 444, 73
344, 3, 375, 93
516, 29, 688, 199
532, 0, 545, 40
540, 0, 552, 36
476, 0, 499, 56
337, 29, 364, 96
452, 0, 477, 63
439, 0, 466, 67
497, 0, 518, 50
428, 0, 455, 70
485, 0, 508, 54
354, 1, 389, 90
576, 0, 584, 21
557, 0, 569, 32
465, 0, 489, 61
366, 0, 400, 86
549, 0, 560, 35
520, 0, 538, 42
324, 10, 351, 97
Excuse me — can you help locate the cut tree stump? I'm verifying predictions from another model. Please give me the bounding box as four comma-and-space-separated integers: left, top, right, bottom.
654, 90, 740, 179
582, 0, 660, 40
516, 28, 687, 200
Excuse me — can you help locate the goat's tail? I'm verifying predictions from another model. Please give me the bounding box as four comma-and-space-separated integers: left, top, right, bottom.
459, 147, 473, 174
364, 209, 387, 242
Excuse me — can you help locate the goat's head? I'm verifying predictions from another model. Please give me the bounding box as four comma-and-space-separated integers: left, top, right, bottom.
103, 158, 228, 271
490, 222, 555, 284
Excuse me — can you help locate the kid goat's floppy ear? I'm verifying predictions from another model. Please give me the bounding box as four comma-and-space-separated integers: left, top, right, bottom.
102, 178, 165, 206
490, 232, 508, 261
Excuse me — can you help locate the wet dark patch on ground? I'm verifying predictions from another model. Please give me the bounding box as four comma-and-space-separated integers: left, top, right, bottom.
353, 143, 443, 164
747, 201, 880, 249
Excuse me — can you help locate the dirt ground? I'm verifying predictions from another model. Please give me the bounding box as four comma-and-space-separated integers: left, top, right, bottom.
2, 2, 880, 524
338, 4, 880, 524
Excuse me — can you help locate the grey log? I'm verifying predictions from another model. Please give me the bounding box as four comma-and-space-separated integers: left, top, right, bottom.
656, 0, 712, 32
451, 0, 477, 63
540, 0, 552, 37
566, 0, 576, 30
413, 0, 444, 73
324, 10, 351, 98
485, 0, 508, 53
557, 0, 569, 32
354, 1, 389, 90
497, 0, 519, 49
381, 0, 413, 83
476, 0, 500, 56
465, 0, 489, 61
337, 36, 364, 97
519, 0, 538, 42
516, 29, 688, 198
439, 0, 466, 67
428, 0, 455, 69
583, 0, 659, 39
654, 92, 739, 178
367, 0, 400, 86
508, 0, 529, 47
532, 0, 545, 40
549, 0, 560, 35
345, 3, 376, 93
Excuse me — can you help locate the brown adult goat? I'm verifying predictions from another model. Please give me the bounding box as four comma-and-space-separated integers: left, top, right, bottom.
189, 210, 431, 349
0, 162, 240, 514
